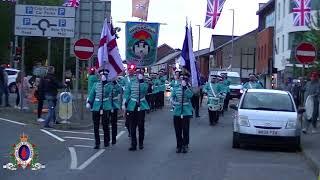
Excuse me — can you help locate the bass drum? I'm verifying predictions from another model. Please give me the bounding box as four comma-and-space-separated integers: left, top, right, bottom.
305, 95, 314, 121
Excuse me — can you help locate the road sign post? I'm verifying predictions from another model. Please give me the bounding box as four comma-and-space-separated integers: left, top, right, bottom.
295, 42, 317, 77
73, 38, 94, 120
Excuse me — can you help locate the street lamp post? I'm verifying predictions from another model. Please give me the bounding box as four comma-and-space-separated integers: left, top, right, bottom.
229, 9, 235, 71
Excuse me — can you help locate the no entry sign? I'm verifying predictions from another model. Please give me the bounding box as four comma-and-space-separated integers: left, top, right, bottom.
74, 38, 94, 60
295, 42, 317, 64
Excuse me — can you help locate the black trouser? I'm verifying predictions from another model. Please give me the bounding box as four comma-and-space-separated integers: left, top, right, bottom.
200, 89, 204, 107
155, 92, 161, 108
125, 110, 131, 134
92, 111, 110, 146
173, 116, 190, 149
312, 97, 319, 128
0, 86, 9, 106
150, 94, 156, 110
16, 89, 20, 106
208, 109, 219, 125
110, 109, 118, 143
128, 108, 146, 148
191, 95, 200, 117
223, 92, 230, 110
146, 94, 151, 112
159, 91, 165, 107
37, 99, 44, 118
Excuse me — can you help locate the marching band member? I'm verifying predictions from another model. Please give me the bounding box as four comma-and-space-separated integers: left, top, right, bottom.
203, 75, 223, 126
171, 72, 193, 153
170, 70, 181, 111
123, 68, 150, 151
107, 79, 122, 145
159, 69, 167, 109
152, 73, 161, 109
243, 74, 263, 90
221, 73, 231, 111
86, 69, 111, 149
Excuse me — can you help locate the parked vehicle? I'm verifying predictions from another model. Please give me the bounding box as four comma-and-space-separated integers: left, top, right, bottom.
230, 89, 304, 150
210, 71, 243, 99
5, 68, 32, 93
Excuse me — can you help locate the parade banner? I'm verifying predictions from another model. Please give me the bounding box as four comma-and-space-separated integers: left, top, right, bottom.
125, 22, 160, 67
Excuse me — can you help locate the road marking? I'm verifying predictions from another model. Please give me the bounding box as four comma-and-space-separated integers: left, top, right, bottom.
51, 129, 101, 135
116, 131, 125, 139
0, 117, 26, 126
40, 129, 65, 142
74, 145, 92, 148
68, 147, 78, 169
64, 136, 97, 141
77, 149, 105, 170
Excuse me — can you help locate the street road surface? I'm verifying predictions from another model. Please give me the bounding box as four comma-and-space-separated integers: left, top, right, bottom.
0, 105, 316, 180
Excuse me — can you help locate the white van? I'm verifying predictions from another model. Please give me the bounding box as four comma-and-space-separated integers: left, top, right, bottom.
210, 71, 243, 99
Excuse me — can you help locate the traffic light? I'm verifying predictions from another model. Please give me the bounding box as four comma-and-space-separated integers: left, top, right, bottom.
128, 64, 136, 71
271, 75, 275, 89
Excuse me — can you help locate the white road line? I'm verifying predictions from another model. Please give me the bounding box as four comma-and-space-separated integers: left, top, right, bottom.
40, 129, 65, 142
64, 136, 97, 141
68, 147, 78, 169
0, 117, 26, 126
74, 145, 92, 148
51, 129, 99, 135
116, 131, 125, 139
77, 149, 105, 170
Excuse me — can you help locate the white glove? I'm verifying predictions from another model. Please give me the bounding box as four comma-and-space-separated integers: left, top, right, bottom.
86, 103, 91, 109
138, 74, 143, 80
122, 104, 126, 110
181, 80, 187, 87
101, 75, 107, 82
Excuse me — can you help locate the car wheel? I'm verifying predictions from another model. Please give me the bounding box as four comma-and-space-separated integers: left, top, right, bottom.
293, 136, 301, 152
9, 83, 17, 93
232, 132, 240, 148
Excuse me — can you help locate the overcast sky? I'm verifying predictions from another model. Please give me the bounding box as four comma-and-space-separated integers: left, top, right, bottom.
111, 0, 269, 58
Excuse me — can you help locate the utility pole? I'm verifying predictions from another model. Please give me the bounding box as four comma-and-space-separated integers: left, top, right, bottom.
229, 9, 235, 71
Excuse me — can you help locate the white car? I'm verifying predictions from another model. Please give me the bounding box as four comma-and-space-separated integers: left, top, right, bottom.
230, 89, 305, 150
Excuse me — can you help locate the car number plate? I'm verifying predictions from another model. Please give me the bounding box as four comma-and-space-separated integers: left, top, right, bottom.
257, 130, 279, 136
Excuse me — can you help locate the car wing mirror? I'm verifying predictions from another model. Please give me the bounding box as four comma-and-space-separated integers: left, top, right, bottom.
229, 104, 238, 111
298, 108, 305, 114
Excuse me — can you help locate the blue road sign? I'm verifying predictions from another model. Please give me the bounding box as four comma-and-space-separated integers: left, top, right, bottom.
23, 18, 31, 25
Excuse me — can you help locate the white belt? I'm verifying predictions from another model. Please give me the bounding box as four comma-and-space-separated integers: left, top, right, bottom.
208, 97, 219, 100
95, 98, 109, 101
131, 97, 146, 102
173, 101, 190, 105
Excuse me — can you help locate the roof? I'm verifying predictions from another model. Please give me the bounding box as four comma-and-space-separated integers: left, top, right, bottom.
157, 44, 175, 61
256, 0, 275, 15
211, 35, 236, 50
211, 29, 257, 52
246, 89, 289, 94
154, 51, 181, 65
194, 48, 210, 57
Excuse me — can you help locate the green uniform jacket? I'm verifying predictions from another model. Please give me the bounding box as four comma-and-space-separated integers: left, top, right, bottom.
152, 78, 161, 94
243, 81, 263, 90
170, 80, 180, 90
87, 75, 99, 96
124, 78, 150, 111
223, 79, 231, 93
107, 82, 122, 110
87, 82, 112, 112
159, 76, 167, 92
171, 85, 194, 116
218, 82, 228, 94
203, 82, 224, 106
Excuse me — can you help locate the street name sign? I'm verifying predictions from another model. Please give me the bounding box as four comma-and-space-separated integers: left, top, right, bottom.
74, 38, 95, 60
295, 42, 317, 64
15, 5, 75, 38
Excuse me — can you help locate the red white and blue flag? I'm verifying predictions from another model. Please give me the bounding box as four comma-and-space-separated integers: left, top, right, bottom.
204, 0, 226, 29
63, 0, 80, 8
292, 0, 311, 26
98, 20, 124, 80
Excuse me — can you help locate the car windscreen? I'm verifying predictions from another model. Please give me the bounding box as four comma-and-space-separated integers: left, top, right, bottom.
5, 70, 17, 75
228, 76, 241, 85
241, 92, 295, 112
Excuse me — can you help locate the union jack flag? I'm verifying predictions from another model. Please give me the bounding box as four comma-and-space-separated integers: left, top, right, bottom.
292, 0, 311, 26
204, 0, 226, 29
63, 0, 80, 8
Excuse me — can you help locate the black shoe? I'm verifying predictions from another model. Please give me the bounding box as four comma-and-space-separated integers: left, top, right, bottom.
182, 146, 188, 153
112, 140, 116, 145
129, 147, 137, 151
94, 145, 100, 149
5, 104, 11, 107
139, 145, 144, 150
55, 121, 61, 125
44, 125, 53, 128
104, 143, 110, 147
176, 148, 182, 153
196, 115, 200, 118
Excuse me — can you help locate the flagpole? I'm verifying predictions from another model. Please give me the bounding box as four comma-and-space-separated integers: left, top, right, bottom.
229, 9, 235, 72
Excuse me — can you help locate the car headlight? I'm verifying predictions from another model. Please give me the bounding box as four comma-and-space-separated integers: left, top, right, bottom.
286, 119, 297, 129
240, 90, 244, 94
238, 115, 250, 127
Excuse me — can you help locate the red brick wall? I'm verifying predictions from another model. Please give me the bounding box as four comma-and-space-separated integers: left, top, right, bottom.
256, 27, 274, 74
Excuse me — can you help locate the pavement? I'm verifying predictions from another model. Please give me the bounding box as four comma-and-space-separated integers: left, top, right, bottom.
0, 96, 317, 180
301, 130, 320, 177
